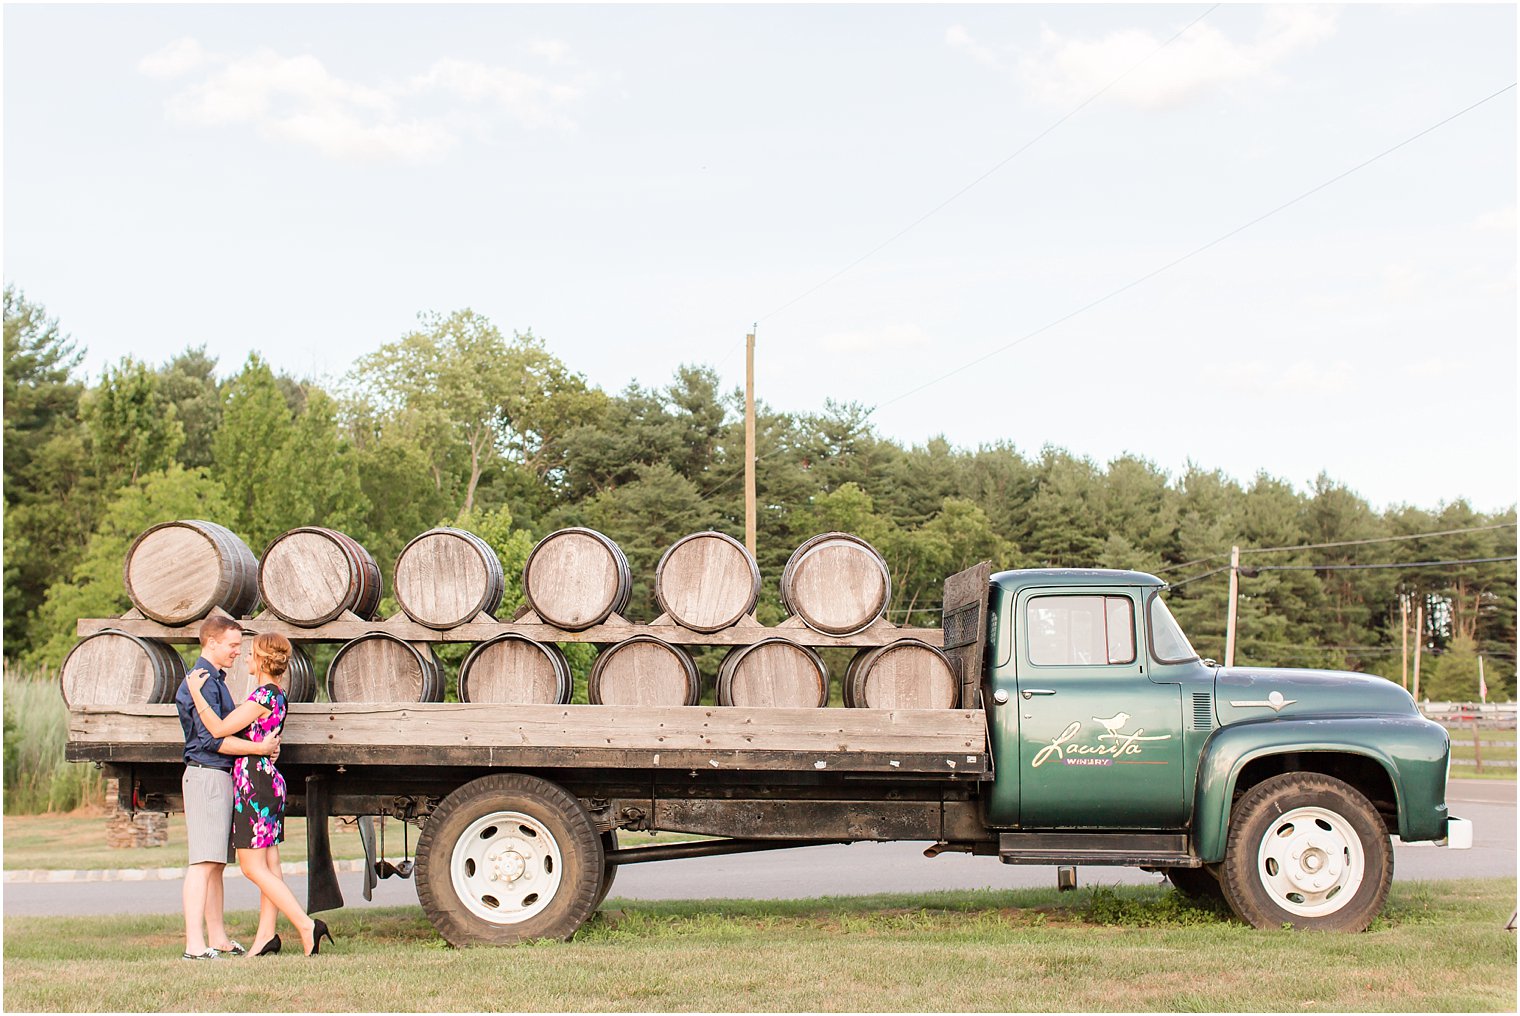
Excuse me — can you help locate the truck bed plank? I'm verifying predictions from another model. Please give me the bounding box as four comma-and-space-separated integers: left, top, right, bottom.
68, 704, 990, 776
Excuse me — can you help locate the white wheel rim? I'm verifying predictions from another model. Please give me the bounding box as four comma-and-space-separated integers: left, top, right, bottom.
1255, 805, 1365, 918
450, 811, 564, 925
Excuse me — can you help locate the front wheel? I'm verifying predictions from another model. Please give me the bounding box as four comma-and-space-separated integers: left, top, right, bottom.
1220, 772, 1391, 931
415, 774, 604, 946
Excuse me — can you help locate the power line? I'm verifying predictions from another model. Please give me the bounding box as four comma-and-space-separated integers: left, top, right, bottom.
753, 5, 1220, 325
1154, 522, 1519, 574
1169, 554, 1518, 587
868, 81, 1518, 415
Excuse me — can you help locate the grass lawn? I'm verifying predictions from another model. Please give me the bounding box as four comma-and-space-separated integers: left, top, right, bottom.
3, 880, 1515, 1012
1446, 726, 1518, 778
1, 810, 704, 871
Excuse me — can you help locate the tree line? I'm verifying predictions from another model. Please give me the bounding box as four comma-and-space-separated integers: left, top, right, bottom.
5, 285, 1515, 700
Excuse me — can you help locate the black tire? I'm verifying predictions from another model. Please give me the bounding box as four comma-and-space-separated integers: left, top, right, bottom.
415, 774, 604, 946
1164, 865, 1225, 901
593, 830, 618, 910
1219, 772, 1392, 931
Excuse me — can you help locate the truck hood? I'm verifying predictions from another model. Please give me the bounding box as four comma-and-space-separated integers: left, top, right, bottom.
1213, 666, 1419, 726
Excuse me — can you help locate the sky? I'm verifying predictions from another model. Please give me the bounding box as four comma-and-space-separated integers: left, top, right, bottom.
4, 3, 1516, 513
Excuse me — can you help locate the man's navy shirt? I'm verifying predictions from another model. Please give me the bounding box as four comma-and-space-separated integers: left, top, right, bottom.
175, 655, 235, 769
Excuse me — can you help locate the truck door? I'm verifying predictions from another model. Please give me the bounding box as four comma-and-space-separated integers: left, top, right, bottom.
1015, 588, 1186, 828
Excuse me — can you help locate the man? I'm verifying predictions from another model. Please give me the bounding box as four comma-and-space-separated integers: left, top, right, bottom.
175, 613, 279, 960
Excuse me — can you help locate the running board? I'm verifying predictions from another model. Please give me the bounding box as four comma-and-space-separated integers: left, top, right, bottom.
998, 831, 1200, 868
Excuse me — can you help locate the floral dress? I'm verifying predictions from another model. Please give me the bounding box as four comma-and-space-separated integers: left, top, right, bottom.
231, 683, 287, 850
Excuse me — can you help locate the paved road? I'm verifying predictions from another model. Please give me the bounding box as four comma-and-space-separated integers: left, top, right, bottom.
4, 781, 1511, 918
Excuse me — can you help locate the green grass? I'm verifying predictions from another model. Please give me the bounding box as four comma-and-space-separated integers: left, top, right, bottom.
3, 880, 1514, 1012
3, 671, 105, 813
1, 811, 703, 870
1444, 725, 1518, 778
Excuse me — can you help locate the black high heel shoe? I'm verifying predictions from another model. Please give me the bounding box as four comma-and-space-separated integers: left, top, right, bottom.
306, 918, 334, 956
253, 936, 281, 956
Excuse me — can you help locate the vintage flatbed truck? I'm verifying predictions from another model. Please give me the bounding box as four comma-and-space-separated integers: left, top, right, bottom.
67, 564, 1471, 942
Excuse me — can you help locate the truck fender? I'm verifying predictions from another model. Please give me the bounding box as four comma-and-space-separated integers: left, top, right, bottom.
1192, 716, 1447, 863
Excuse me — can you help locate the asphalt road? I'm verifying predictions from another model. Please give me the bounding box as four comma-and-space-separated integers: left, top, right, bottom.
4, 781, 1511, 919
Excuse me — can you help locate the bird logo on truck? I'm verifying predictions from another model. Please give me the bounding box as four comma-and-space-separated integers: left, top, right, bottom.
1031, 718, 1173, 768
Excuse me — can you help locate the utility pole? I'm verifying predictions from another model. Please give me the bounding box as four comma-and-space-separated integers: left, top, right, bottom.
1412, 603, 1424, 703
1400, 595, 1409, 690
1224, 545, 1240, 667
744, 331, 756, 560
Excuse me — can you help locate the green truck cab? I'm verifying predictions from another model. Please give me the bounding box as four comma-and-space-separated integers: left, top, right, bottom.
976, 567, 1469, 931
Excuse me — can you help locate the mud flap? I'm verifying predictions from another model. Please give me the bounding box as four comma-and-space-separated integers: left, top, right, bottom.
357, 816, 378, 902
305, 775, 344, 914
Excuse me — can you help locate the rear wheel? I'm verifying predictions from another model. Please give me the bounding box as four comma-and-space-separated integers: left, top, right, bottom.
1220, 772, 1391, 931
415, 774, 604, 946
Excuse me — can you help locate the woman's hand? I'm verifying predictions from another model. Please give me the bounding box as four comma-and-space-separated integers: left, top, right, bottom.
187, 667, 210, 696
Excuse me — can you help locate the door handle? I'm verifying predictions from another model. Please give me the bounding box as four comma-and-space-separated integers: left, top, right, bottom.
1020, 688, 1057, 700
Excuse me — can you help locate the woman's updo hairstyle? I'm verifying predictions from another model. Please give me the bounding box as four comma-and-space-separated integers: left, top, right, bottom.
251, 633, 292, 677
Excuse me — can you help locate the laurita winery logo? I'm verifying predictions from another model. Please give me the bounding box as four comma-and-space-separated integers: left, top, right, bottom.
1031, 715, 1172, 768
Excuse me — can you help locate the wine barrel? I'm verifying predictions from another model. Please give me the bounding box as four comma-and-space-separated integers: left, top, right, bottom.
226, 638, 316, 704
124, 520, 259, 625
326, 633, 445, 703
716, 639, 829, 708
779, 532, 891, 636
589, 636, 701, 706
843, 639, 958, 710
522, 528, 632, 631
59, 630, 185, 707
459, 634, 573, 705
654, 531, 760, 633
259, 527, 382, 626
393, 528, 505, 629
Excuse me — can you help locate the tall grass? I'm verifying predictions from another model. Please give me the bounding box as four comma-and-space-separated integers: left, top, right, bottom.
3, 668, 104, 814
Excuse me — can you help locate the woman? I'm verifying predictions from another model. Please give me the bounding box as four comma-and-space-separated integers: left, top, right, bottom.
188, 633, 333, 957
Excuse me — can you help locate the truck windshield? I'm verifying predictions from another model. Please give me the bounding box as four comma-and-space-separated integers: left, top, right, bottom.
1148, 594, 1199, 664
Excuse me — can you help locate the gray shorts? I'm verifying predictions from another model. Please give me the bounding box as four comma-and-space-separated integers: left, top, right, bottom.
183, 765, 235, 865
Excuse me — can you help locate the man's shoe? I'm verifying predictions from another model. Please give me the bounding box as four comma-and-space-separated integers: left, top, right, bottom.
181, 948, 220, 960
216, 940, 246, 957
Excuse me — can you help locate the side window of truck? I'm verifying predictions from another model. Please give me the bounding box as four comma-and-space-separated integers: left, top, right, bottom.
1026, 595, 1136, 666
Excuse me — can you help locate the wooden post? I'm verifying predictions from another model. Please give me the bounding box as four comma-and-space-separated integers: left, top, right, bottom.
1471, 713, 1483, 774
1412, 603, 1424, 703
1224, 545, 1240, 667
1400, 595, 1409, 690
744, 331, 757, 560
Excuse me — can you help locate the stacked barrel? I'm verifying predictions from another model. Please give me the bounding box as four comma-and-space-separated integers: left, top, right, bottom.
61, 520, 959, 712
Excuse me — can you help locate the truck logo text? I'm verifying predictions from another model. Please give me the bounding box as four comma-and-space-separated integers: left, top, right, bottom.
1031, 720, 1172, 768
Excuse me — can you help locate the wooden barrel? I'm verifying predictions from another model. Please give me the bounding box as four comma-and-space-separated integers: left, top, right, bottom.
716, 639, 829, 708
393, 528, 505, 629
459, 634, 573, 705
258, 527, 382, 626
124, 520, 259, 625
654, 531, 760, 633
326, 633, 445, 703
779, 532, 891, 636
843, 639, 959, 709
522, 528, 632, 631
59, 630, 185, 707
589, 636, 701, 706
226, 637, 316, 704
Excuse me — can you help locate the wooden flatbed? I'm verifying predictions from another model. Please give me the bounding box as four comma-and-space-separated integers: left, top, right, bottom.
68, 703, 991, 776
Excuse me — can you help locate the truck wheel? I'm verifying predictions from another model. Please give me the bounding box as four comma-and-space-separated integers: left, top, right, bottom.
415, 773, 604, 946
1164, 866, 1225, 901
593, 830, 618, 910
1220, 772, 1391, 931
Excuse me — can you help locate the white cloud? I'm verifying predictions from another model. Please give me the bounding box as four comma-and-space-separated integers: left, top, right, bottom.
1201, 357, 1353, 398
144, 38, 589, 163
1015, 6, 1339, 110
1473, 204, 1517, 232
945, 25, 999, 68
529, 38, 571, 64
138, 37, 210, 79
819, 323, 932, 354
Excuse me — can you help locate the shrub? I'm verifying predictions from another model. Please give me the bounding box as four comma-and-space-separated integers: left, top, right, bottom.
2, 668, 104, 813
